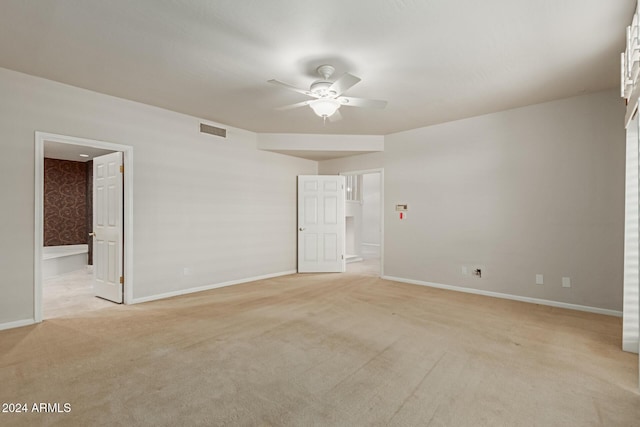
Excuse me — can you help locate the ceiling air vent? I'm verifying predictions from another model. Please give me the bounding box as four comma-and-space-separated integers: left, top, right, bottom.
200, 123, 227, 138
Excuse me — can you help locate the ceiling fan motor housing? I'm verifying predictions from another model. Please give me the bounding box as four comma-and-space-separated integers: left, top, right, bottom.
310, 80, 336, 97
316, 64, 335, 79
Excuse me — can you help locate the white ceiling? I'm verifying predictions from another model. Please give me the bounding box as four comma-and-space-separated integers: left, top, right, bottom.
44, 141, 114, 162
0, 1, 633, 135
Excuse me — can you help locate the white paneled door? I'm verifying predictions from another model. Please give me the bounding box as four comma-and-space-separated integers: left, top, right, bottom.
93, 152, 124, 303
298, 175, 346, 273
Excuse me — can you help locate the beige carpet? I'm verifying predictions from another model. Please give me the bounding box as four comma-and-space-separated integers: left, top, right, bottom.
1, 262, 638, 426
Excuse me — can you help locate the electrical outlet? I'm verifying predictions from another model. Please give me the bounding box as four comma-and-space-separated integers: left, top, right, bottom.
461, 266, 468, 275
562, 277, 571, 288
536, 274, 544, 285
470, 265, 485, 278
183, 267, 191, 276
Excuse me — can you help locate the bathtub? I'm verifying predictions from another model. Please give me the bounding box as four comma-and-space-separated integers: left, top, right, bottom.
42, 244, 89, 279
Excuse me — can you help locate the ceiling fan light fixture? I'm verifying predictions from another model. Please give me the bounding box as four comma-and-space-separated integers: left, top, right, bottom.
269, 64, 386, 121
309, 98, 340, 118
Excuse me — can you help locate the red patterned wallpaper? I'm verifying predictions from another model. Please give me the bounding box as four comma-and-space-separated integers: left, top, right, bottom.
44, 158, 88, 246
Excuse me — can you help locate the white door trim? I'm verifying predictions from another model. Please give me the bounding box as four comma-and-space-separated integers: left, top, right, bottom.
339, 168, 384, 277
34, 132, 134, 322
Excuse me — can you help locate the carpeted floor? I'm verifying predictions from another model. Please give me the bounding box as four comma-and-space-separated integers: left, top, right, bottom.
1, 262, 638, 426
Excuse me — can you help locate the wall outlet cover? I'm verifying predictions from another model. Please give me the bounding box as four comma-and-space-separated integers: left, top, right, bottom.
470, 265, 485, 278
562, 277, 571, 288
536, 274, 544, 285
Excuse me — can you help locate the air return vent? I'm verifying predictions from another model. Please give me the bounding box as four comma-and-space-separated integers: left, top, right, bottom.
200, 123, 227, 138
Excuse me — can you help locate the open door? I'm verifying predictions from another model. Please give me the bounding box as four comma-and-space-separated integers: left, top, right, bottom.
92, 152, 123, 303
298, 175, 346, 273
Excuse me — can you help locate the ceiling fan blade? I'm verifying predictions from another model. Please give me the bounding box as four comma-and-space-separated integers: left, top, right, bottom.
329, 73, 361, 96
267, 79, 317, 97
328, 109, 343, 122
276, 100, 312, 111
338, 96, 387, 109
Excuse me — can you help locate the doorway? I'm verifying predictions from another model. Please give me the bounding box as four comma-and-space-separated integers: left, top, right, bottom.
340, 169, 384, 277
34, 132, 134, 322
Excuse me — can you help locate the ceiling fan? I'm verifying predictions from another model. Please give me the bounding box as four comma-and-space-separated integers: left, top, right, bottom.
268, 65, 387, 122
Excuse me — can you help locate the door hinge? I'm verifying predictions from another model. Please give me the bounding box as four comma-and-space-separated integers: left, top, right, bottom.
119, 276, 124, 284
120, 165, 124, 173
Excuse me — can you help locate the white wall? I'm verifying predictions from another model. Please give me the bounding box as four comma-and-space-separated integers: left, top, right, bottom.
258, 133, 383, 152
362, 173, 381, 245
0, 67, 316, 326
318, 152, 383, 175
384, 90, 625, 312
345, 202, 362, 256
623, 111, 639, 351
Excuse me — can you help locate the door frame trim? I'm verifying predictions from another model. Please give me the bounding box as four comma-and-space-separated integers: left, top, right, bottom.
34, 132, 134, 322
339, 168, 384, 277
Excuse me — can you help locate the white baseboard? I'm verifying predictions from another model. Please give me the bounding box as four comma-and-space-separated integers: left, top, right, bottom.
0, 318, 35, 331
382, 275, 623, 317
131, 270, 297, 304
623, 339, 639, 354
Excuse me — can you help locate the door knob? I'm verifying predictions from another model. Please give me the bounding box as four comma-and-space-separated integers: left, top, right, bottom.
299, 227, 305, 231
